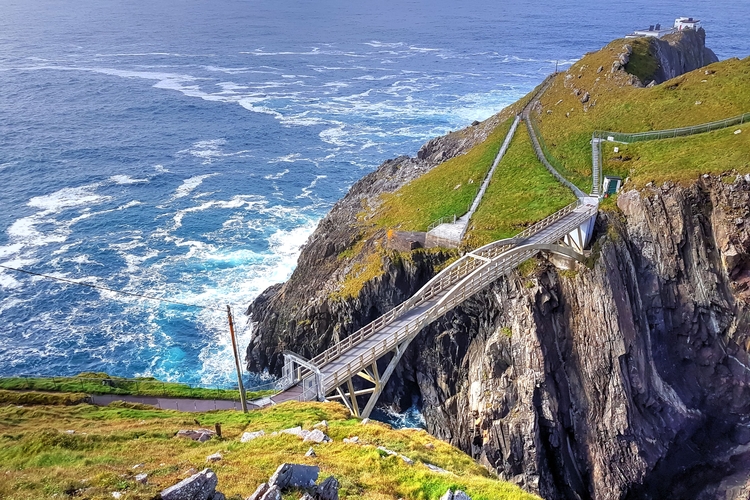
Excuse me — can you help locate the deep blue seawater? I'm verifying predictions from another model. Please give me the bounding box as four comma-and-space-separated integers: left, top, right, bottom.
1, 0, 749, 391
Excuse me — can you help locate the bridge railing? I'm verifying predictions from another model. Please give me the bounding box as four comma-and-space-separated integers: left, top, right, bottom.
426, 196, 475, 232
310, 199, 593, 371
595, 112, 749, 144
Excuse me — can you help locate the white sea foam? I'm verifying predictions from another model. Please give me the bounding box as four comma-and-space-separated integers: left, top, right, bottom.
264, 169, 290, 180
28, 184, 109, 213
110, 175, 149, 185
170, 173, 218, 201
0, 273, 22, 290
269, 153, 301, 163
296, 175, 327, 200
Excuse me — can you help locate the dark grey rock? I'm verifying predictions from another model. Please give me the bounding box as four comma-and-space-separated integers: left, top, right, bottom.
316, 476, 340, 500
258, 485, 281, 500
160, 468, 217, 500
268, 463, 319, 489
245, 482, 268, 500
439, 491, 453, 500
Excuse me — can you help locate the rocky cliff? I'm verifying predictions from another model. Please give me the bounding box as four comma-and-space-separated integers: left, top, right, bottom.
244, 31, 744, 500
651, 28, 719, 84
395, 178, 750, 499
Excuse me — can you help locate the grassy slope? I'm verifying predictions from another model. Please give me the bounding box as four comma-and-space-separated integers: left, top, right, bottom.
372, 117, 515, 232
603, 125, 750, 187
534, 41, 750, 190
0, 399, 538, 500
0, 373, 273, 401
464, 126, 576, 247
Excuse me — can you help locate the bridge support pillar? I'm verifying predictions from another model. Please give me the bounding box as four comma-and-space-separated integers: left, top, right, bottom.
326, 340, 410, 419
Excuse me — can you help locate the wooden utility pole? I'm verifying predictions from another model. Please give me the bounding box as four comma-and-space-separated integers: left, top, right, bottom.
227, 305, 248, 413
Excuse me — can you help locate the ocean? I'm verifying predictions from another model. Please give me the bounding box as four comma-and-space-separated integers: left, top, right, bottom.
1, 0, 748, 393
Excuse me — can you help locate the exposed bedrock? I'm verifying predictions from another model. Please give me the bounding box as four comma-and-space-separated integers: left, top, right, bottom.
395, 178, 750, 499
248, 175, 750, 499
651, 28, 719, 84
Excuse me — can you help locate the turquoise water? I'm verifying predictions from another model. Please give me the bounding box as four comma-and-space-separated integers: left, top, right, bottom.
0, 0, 748, 388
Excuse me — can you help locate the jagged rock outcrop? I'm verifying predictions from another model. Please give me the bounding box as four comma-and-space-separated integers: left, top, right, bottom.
651, 28, 719, 83
244, 32, 740, 500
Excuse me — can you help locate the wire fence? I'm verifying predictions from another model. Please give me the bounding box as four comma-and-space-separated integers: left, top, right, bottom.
595, 112, 750, 143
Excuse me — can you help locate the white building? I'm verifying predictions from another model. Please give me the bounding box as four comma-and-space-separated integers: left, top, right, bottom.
674, 17, 701, 31
626, 23, 677, 38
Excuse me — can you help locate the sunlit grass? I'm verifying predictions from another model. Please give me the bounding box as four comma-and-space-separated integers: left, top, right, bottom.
0, 399, 538, 500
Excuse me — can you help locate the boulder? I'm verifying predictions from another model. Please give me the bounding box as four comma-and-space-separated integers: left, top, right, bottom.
281, 426, 306, 437
316, 475, 340, 500
313, 420, 328, 430
299, 494, 315, 500
440, 491, 453, 500
135, 473, 148, 484
424, 463, 448, 474
240, 430, 265, 443
453, 491, 471, 500
161, 468, 218, 500
305, 447, 316, 457
268, 463, 319, 489
303, 429, 330, 443
245, 482, 269, 500
399, 455, 414, 465
206, 452, 222, 463
342, 436, 359, 444
580, 92, 590, 104
177, 429, 216, 442
258, 485, 281, 500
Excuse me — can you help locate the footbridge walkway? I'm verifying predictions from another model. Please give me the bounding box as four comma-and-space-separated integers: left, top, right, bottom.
264, 74, 609, 417
269, 195, 598, 415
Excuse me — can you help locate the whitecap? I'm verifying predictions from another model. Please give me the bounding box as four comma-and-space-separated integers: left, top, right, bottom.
28, 184, 109, 213
110, 175, 149, 185
264, 169, 289, 180
169, 174, 219, 201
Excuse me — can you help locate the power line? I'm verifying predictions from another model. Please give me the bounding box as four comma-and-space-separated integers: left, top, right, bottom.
0, 263, 221, 311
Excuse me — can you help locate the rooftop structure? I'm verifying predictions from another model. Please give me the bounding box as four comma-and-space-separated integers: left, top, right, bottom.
626, 23, 677, 39
675, 17, 701, 31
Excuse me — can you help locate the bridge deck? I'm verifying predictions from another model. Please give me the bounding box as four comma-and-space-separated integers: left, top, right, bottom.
271, 199, 597, 403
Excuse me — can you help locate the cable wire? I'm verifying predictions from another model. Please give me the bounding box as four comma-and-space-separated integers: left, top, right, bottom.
0, 263, 221, 311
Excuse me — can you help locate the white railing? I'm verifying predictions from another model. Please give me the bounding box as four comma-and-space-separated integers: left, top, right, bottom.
304, 200, 598, 397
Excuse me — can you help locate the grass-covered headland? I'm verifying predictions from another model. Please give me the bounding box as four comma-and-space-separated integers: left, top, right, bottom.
0, 372, 274, 402
0, 392, 538, 500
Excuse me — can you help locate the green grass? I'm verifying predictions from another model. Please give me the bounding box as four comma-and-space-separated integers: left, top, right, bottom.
0, 400, 539, 500
623, 37, 659, 82
0, 373, 274, 402
464, 126, 576, 247
533, 48, 750, 191
372, 117, 515, 232
603, 125, 750, 187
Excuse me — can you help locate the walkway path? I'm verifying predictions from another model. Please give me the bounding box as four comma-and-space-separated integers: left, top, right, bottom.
426, 115, 522, 247
89, 393, 259, 412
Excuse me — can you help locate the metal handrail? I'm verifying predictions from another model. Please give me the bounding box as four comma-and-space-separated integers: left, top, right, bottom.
309, 198, 595, 372
318, 206, 599, 394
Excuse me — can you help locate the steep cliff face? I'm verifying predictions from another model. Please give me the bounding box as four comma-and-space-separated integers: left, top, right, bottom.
651, 28, 719, 84
400, 177, 750, 499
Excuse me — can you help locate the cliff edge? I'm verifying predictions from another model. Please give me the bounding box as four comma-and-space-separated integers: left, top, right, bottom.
244, 29, 750, 499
